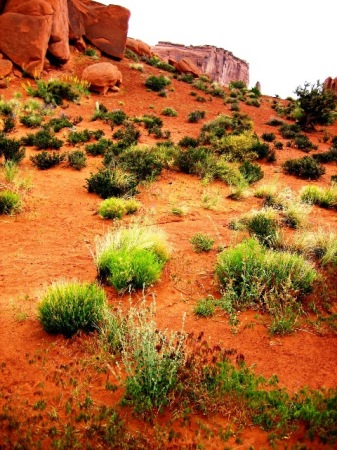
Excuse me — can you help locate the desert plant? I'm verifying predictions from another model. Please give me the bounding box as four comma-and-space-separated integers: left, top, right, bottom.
261, 132, 276, 142
84, 47, 98, 58
274, 141, 283, 150
145, 75, 171, 92
194, 296, 215, 317
161, 107, 177, 117
85, 138, 113, 156
300, 184, 337, 208
20, 113, 44, 128
2, 160, 18, 182
214, 131, 260, 162
98, 197, 140, 219
178, 136, 199, 148
86, 167, 138, 199
292, 133, 317, 152
187, 110, 205, 123
37, 280, 107, 338
190, 233, 215, 253
47, 115, 72, 132
174, 146, 214, 177
283, 156, 325, 180
267, 118, 284, 127
279, 123, 301, 139
119, 146, 164, 182
312, 147, 337, 163
30, 151, 65, 169
94, 223, 170, 291
239, 160, 264, 184
67, 150, 86, 170
112, 121, 140, 148
68, 129, 99, 145
0, 189, 21, 214
24, 78, 88, 106
0, 135, 25, 163
22, 129, 63, 150
292, 228, 337, 265
241, 208, 281, 248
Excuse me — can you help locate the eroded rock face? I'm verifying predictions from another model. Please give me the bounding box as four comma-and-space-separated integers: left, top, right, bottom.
0, 58, 12, 78
126, 37, 152, 57
169, 57, 201, 78
152, 42, 249, 87
0, 0, 130, 76
68, 0, 130, 60
82, 62, 122, 94
324, 77, 337, 94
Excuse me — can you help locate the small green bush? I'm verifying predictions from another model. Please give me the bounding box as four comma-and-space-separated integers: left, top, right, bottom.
67, 150, 86, 170
98, 197, 140, 219
85, 138, 113, 156
20, 114, 44, 128
145, 75, 171, 92
243, 208, 281, 248
37, 281, 107, 338
267, 118, 284, 127
279, 123, 301, 139
282, 156, 325, 180
0, 135, 25, 163
86, 167, 137, 199
187, 110, 205, 123
161, 107, 177, 117
190, 233, 214, 253
68, 129, 98, 145
312, 148, 337, 163
119, 146, 163, 181
239, 161, 264, 184
24, 78, 88, 105
112, 121, 140, 148
300, 184, 337, 208
194, 297, 215, 317
178, 136, 199, 148
30, 151, 65, 169
261, 132, 276, 142
0, 190, 21, 214
21, 129, 63, 150
47, 115, 72, 132
293, 133, 317, 152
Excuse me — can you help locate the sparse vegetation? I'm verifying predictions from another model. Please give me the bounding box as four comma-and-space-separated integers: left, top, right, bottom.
283, 156, 325, 179
98, 197, 140, 219
190, 233, 215, 252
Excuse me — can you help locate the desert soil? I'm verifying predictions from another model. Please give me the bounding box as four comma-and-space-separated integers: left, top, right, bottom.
0, 49, 337, 449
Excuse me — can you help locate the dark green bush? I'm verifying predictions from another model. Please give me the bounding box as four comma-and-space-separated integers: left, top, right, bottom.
141, 55, 176, 73
145, 75, 171, 92
279, 123, 301, 139
0, 135, 25, 163
25, 79, 82, 105
47, 115, 72, 132
85, 138, 113, 156
274, 141, 284, 150
161, 107, 177, 117
239, 161, 264, 184
112, 122, 140, 148
20, 114, 44, 128
22, 129, 63, 150
38, 281, 107, 338
67, 150, 86, 170
178, 136, 199, 148
30, 151, 65, 169
261, 132, 276, 142
267, 118, 284, 127
86, 167, 138, 199
119, 147, 163, 181
178, 73, 194, 84
187, 110, 205, 123
283, 156, 325, 179
174, 146, 213, 175
293, 133, 317, 152
67, 129, 98, 144
133, 115, 163, 133
0, 190, 21, 214
312, 148, 337, 163
2, 116, 15, 132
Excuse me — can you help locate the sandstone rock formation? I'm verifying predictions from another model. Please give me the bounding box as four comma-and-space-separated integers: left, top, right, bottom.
126, 37, 152, 57
152, 42, 249, 87
168, 57, 201, 78
324, 76, 337, 95
0, 58, 12, 78
82, 62, 122, 94
0, 0, 130, 77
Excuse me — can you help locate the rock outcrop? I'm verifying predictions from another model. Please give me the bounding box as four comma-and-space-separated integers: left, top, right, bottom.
152, 42, 249, 87
0, 57, 12, 78
0, 0, 130, 77
126, 37, 152, 57
169, 57, 201, 78
82, 62, 122, 94
324, 76, 337, 95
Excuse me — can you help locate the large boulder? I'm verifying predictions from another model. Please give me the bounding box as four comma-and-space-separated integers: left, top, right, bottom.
48, 0, 70, 62
68, 0, 130, 59
168, 57, 201, 78
0, 58, 12, 78
82, 62, 122, 94
126, 37, 152, 57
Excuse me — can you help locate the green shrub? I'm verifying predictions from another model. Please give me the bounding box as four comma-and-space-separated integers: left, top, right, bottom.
274, 141, 284, 150
161, 107, 177, 117
0, 190, 21, 214
300, 184, 337, 208
187, 110, 205, 123
0, 135, 25, 163
22, 129, 63, 150
68, 129, 98, 145
190, 233, 214, 253
112, 121, 140, 148
30, 151, 65, 169
194, 297, 215, 317
24, 78, 86, 106
214, 132, 259, 162
229, 80, 247, 90
119, 146, 163, 181
178, 136, 199, 148
86, 167, 137, 199
292, 228, 337, 265
85, 139, 113, 156
95, 224, 170, 291
37, 281, 107, 338
241, 208, 281, 248
67, 150, 86, 170
293, 133, 317, 152
47, 115, 72, 132
98, 197, 140, 219
267, 118, 284, 127
142, 55, 176, 73
174, 146, 214, 176
261, 132, 276, 142
239, 161, 264, 184
312, 148, 337, 163
279, 123, 301, 139
282, 156, 325, 180
178, 73, 194, 84
196, 95, 207, 103
216, 238, 317, 311
84, 48, 98, 58
20, 114, 44, 128
145, 75, 171, 92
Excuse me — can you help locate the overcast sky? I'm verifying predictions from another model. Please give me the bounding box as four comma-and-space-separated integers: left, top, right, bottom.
101, 0, 337, 99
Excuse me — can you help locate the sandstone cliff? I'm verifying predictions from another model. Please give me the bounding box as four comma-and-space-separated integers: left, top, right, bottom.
152, 42, 249, 87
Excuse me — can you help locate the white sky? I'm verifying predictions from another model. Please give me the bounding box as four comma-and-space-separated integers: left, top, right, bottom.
101, 0, 337, 99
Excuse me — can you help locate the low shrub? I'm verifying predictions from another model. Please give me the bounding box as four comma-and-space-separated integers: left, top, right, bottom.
85, 138, 113, 156
98, 197, 140, 219
187, 110, 205, 123
174, 146, 214, 176
292, 133, 317, 152
0, 135, 25, 163
178, 136, 199, 148
274, 141, 283, 150
214, 131, 259, 162
37, 281, 107, 338
292, 228, 337, 265
0, 190, 21, 214
21, 129, 63, 150
112, 121, 140, 148
119, 146, 164, 181
239, 161, 264, 184
86, 167, 138, 199
190, 233, 215, 253
300, 184, 337, 208
47, 115, 72, 132
68, 129, 101, 145
30, 151, 65, 169
194, 296, 215, 317
161, 107, 177, 117
279, 123, 301, 139
282, 156, 325, 180
20, 114, 44, 128
312, 148, 337, 163
240, 208, 281, 248
24, 78, 87, 105
67, 150, 86, 170
267, 118, 284, 127
145, 75, 171, 92
261, 132, 276, 142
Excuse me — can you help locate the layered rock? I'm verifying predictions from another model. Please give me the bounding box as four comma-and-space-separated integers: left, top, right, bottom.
152, 42, 249, 87
0, 0, 130, 77
169, 57, 201, 78
126, 37, 152, 57
324, 76, 337, 95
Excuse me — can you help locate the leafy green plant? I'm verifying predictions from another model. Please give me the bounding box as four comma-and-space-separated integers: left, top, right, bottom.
98, 197, 140, 219
30, 151, 65, 169
95, 223, 170, 291
119, 146, 164, 181
0, 135, 25, 163
239, 161, 264, 184
282, 156, 325, 179
240, 208, 281, 248
19, 114, 43, 128
0, 189, 21, 214
178, 136, 199, 148
292, 133, 317, 152
300, 184, 337, 208
24, 78, 88, 106
21, 129, 63, 150
67, 150, 86, 170
190, 233, 215, 253
194, 297, 215, 317
312, 147, 337, 163
261, 132, 276, 142
161, 107, 177, 117
47, 115, 72, 132
85, 138, 113, 156
68, 129, 100, 145
37, 281, 107, 338
187, 110, 205, 123
84, 48, 98, 59
86, 167, 138, 199
145, 75, 171, 92
111, 121, 140, 148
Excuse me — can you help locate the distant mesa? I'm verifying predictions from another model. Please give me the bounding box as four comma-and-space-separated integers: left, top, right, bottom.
152, 41, 249, 87
324, 76, 337, 94
0, 0, 130, 77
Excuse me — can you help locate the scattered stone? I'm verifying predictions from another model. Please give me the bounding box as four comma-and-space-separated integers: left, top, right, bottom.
0, 58, 12, 78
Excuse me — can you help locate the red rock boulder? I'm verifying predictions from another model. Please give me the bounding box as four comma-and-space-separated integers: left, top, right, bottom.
0, 58, 12, 78
324, 76, 337, 94
126, 38, 152, 57
68, 0, 130, 60
82, 62, 122, 95
168, 57, 201, 78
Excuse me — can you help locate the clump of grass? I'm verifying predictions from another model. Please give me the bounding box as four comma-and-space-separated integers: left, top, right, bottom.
86, 167, 138, 199
145, 75, 171, 92
24, 78, 89, 106
98, 197, 140, 219
190, 233, 215, 253
30, 151, 65, 170
21, 129, 63, 150
282, 156, 325, 180
94, 222, 170, 291
0, 189, 21, 214
292, 228, 337, 265
236, 208, 282, 248
37, 280, 107, 338
0, 135, 26, 163
67, 150, 86, 170
161, 107, 177, 117
187, 110, 205, 123
194, 296, 215, 317
300, 184, 337, 208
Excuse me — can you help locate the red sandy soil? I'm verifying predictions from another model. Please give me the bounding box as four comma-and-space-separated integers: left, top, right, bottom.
0, 49, 337, 449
